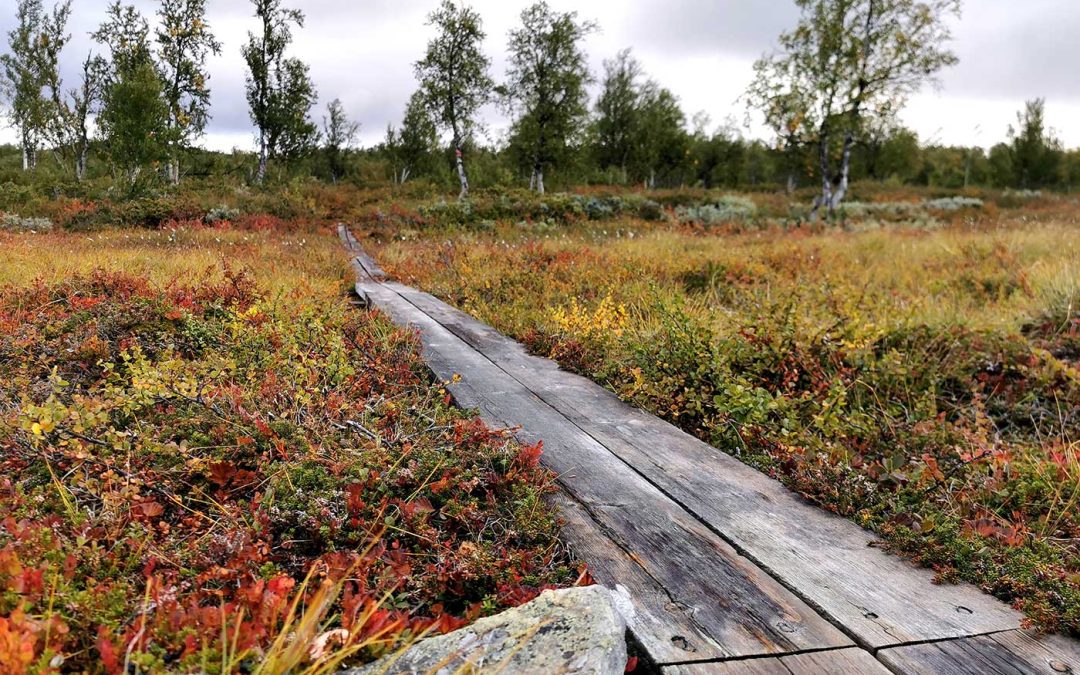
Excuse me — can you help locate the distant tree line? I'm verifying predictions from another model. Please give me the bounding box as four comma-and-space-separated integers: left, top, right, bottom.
2, 0, 1079, 200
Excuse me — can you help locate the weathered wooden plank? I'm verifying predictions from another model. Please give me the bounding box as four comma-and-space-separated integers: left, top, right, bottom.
357, 279, 852, 660
337, 224, 386, 280
550, 491, 727, 664
664, 658, 790, 675
877, 630, 1080, 675
388, 284, 1026, 648
663, 648, 893, 674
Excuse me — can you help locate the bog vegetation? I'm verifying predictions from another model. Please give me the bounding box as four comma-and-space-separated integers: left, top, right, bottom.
373, 190, 1080, 635
2, 0, 1079, 669
0, 228, 576, 671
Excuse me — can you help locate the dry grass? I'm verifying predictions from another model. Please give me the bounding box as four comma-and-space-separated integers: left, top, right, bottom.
376, 213, 1080, 633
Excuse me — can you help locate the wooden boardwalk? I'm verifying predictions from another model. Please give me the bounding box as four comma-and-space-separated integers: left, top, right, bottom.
339, 227, 1079, 674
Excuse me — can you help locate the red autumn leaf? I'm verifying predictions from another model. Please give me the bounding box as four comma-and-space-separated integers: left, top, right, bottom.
97, 626, 121, 674
138, 501, 165, 518
208, 461, 237, 487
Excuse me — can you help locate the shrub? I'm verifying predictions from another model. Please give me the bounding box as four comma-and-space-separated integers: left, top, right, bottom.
676, 195, 758, 225
0, 213, 53, 232
925, 196, 984, 211
204, 204, 240, 225
0, 267, 574, 670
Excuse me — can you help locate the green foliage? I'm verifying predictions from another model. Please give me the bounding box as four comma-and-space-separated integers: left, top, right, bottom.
242, 0, 319, 184
382, 217, 1080, 634
384, 91, 439, 185
593, 49, 641, 181
321, 98, 359, 184
96, 60, 170, 187
1008, 99, 1064, 190
0, 257, 573, 670
93, 2, 171, 187
502, 2, 597, 193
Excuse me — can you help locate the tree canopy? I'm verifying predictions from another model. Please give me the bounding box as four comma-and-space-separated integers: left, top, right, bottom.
747, 0, 962, 216
502, 2, 596, 194
414, 0, 492, 198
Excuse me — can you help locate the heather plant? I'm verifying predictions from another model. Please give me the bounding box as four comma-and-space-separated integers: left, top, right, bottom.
378, 217, 1080, 633
0, 230, 574, 670
675, 196, 758, 226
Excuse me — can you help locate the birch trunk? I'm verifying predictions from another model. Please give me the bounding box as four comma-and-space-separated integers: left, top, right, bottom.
75, 147, 88, 182
810, 135, 833, 221
830, 132, 855, 213
256, 132, 268, 184
454, 144, 469, 199
22, 142, 36, 171
532, 165, 545, 194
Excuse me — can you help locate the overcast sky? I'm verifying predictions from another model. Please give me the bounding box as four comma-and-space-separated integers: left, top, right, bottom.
2, 0, 1079, 151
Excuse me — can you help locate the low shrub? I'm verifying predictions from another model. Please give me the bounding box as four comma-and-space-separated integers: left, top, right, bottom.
0, 212, 53, 232
675, 196, 758, 226
0, 264, 574, 670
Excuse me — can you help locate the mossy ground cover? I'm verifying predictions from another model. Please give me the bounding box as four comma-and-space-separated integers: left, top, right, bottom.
375, 202, 1080, 634
0, 226, 575, 672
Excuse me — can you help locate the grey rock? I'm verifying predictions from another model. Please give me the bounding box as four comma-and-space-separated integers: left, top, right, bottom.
345, 586, 627, 675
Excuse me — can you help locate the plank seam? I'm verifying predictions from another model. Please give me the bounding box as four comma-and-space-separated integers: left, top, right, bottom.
384, 284, 876, 647
374, 279, 884, 657
556, 481, 732, 664
871, 627, 1020, 655
660, 644, 853, 668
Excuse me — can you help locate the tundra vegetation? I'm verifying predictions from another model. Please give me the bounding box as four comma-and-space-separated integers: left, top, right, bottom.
373, 190, 1080, 635
0, 226, 576, 671
0, 0, 1078, 670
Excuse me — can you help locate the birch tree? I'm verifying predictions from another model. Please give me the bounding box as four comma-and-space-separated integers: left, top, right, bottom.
503, 2, 596, 194
322, 98, 358, 183
594, 50, 687, 187
1009, 99, 1061, 190
414, 0, 492, 199
243, 0, 318, 184
1, 0, 70, 171
31, 1, 102, 181
386, 90, 438, 184
594, 49, 641, 183
46, 53, 106, 181
156, 0, 221, 185
93, 2, 170, 185
747, 0, 961, 218
635, 82, 687, 189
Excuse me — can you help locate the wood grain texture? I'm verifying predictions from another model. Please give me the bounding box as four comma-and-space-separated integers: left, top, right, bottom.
357, 279, 852, 662
663, 648, 893, 674
346, 250, 1080, 674
878, 630, 1080, 675
337, 224, 386, 280
391, 284, 1026, 648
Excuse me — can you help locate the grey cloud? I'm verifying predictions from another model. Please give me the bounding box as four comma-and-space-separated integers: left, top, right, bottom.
624, 0, 799, 57
2, 0, 1079, 150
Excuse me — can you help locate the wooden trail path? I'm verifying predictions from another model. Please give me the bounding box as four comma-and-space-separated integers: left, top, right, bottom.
339, 226, 1079, 674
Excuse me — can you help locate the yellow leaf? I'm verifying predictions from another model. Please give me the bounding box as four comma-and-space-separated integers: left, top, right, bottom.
31, 422, 42, 436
